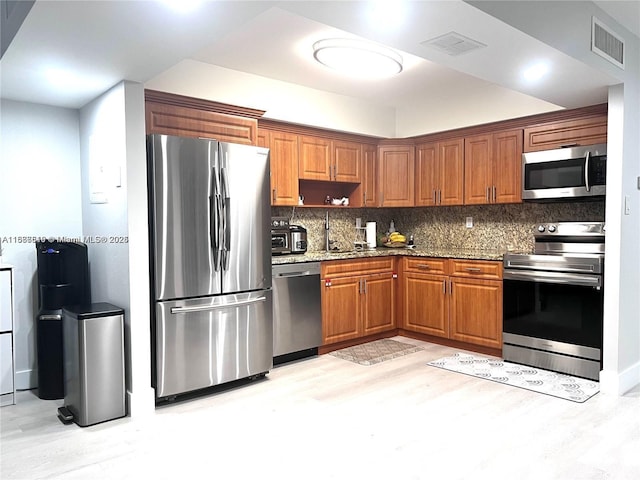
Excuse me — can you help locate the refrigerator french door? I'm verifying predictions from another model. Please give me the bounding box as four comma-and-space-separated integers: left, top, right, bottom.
148, 134, 272, 399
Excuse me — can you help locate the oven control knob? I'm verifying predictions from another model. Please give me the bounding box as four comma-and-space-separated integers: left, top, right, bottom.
548, 225, 556, 233
537, 225, 545, 232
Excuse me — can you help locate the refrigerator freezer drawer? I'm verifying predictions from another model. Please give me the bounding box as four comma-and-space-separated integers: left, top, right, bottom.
155, 290, 273, 399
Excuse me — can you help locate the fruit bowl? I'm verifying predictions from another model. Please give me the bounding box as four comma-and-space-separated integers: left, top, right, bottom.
383, 241, 407, 248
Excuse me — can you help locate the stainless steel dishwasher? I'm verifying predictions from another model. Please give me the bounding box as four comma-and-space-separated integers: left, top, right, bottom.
272, 262, 322, 364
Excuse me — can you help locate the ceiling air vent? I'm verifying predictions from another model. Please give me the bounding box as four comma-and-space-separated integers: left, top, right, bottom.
420, 32, 486, 56
592, 17, 624, 69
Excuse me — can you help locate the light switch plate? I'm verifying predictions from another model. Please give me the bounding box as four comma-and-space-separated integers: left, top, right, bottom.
466, 216, 473, 228
624, 195, 631, 215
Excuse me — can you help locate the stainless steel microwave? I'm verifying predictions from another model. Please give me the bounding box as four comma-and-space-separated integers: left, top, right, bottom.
522, 143, 606, 201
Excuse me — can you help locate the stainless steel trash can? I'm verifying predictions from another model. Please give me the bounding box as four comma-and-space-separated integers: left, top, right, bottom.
60, 303, 125, 426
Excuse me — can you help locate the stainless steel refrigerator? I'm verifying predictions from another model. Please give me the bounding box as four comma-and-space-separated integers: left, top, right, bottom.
147, 134, 272, 400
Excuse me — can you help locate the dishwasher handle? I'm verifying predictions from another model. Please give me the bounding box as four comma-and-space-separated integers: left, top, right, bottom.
272, 262, 321, 278
275, 270, 316, 278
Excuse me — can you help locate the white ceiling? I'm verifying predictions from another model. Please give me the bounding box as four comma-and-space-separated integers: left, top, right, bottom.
1, 0, 638, 132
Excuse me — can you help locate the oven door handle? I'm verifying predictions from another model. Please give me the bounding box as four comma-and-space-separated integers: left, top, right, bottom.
504, 269, 602, 288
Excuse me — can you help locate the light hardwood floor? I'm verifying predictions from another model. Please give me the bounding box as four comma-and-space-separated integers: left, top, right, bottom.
1, 338, 639, 480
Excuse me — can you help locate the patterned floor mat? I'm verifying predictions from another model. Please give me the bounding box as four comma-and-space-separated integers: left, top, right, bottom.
330, 338, 423, 366
428, 352, 599, 403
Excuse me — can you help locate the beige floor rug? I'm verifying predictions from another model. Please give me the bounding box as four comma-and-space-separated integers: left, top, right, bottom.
330, 338, 422, 366
428, 352, 599, 403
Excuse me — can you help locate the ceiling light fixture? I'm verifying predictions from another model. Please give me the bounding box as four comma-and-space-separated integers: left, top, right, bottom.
312, 38, 403, 78
523, 62, 550, 81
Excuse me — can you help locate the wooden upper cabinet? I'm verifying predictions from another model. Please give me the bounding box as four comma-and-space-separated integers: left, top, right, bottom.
464, 134, 493, 205
493, 129, 523, 204
298, 135, 332, 181
524, 115, 607, 152
263, 129, 299, 206
415, 143, 439, 206
439, 139, 465, 206
464, 129, 522, 205
298, 137, 362, 183
333, 140, 362, 183
145, 101, 257, 145
416, 139, 464, 207
378, 145, 415, 207
362, 144, 377, 207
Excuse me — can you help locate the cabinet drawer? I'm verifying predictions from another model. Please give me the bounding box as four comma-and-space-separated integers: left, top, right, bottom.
322, 257, 394, 278
403, 257, 448, 275
449, 259, 502, 280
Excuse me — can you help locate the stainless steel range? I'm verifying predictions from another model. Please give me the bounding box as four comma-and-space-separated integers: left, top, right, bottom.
502, 222, 605, 380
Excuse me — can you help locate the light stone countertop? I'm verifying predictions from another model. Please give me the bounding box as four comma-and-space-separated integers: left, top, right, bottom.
272, 246, 511, 264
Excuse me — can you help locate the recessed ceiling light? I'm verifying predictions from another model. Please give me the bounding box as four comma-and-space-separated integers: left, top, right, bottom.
523, 62, 550, 81
312, 38, 403, 78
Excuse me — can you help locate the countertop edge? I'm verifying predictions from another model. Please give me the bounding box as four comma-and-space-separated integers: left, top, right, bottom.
272, 248, 506, 264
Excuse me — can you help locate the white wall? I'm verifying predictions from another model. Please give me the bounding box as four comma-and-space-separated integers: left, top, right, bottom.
0, 100, 83, 389
79, 81, 154, 416
145, 60, 396, 138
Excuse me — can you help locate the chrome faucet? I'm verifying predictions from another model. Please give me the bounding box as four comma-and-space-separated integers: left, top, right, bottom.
325, 211, 336, 251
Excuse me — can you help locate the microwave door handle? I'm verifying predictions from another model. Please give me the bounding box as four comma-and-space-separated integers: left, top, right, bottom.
584, 151, 591, 192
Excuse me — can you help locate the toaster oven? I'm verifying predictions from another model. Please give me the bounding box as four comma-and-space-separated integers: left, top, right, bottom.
271, 217, 291, 255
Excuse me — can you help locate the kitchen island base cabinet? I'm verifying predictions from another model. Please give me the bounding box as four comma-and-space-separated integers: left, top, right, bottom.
400, 257, 503, 351
321, 258, 396, 347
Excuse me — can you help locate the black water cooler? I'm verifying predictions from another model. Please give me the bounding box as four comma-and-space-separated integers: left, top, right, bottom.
36, 241, 90, 400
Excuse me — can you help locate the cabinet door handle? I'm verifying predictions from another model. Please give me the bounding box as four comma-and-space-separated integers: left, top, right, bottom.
363, 279, 367, 294
417, 264, 431, 270
272, 188, 276, 203
465, 267, 482, 272
486, 187, 490, 202
433, 189, 437, 204
492, 185, 496, 203
363, 190, 367, 204
450, 280, 453, 295
442, 279, 446, 294
438, 190, 442, 204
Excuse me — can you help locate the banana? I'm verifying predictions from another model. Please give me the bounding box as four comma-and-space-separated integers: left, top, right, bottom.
389, 232, 406, 243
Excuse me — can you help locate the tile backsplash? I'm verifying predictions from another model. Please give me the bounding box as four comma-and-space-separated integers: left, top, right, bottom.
272, 201, 605, 253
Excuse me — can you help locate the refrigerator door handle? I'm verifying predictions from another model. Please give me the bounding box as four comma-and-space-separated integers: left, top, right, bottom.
221, 164, 231, 271
211, 165, 223, 272
170, 296, 267, 314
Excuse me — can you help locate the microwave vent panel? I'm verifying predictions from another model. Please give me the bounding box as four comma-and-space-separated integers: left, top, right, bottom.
420, 32, 487, 56
591, 17, 624, 69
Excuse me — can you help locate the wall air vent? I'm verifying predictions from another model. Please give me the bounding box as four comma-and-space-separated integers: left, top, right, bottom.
592, 17, 624, 69
420, 32, 486, 56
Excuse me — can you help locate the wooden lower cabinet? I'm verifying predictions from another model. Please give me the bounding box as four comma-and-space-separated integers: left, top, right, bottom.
401, 257, 503, 350
403, 272, 448, 337
362, 273, 395, 335
449, 277, 502, 349
321, 258, 396, 346
322, 276, 362, 344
